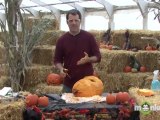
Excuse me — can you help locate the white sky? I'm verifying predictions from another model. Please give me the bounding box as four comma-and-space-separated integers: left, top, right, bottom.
60, 11, 160, 31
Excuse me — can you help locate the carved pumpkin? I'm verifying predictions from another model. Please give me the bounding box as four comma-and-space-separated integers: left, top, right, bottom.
106, 93, 116, 104
47, 73, 62, 85
72, 76, 104, 97
38, 96, 49, 107
25, 94, 38, 107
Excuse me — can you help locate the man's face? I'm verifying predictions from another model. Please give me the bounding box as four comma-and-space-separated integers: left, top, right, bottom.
67, 14, 81, 34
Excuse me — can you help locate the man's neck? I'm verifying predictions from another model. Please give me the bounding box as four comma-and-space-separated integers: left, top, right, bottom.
69, 30, 80, 36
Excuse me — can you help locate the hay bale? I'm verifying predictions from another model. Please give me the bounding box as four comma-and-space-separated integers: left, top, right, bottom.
94, 49, 160, 73
37, 30, 65, 46
99, 72, 152, 92
24, 65, 58, 90
129, 87, 160, 120
97, 30, 160, 49
0, 45, 7, 64
140, 112, 160, 120
32, 45, 55, 65
0, 76, 10, 89
31, 83, 62, 95
129, 87, 160, 105
0, 99, 25, 120
0, 64, 9, 77
24, 18, 58, 31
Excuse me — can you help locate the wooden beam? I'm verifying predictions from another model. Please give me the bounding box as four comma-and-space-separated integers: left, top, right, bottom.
96, 0, 114, 17
31, 0, 60, 19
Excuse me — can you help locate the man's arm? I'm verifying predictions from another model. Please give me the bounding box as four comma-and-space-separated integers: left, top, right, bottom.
55, 63, 67, 78
77, 52, 98, 65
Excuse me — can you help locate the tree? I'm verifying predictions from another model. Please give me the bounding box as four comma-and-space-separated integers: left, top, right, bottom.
0, 0, 52, 91
148, 0, 160, 23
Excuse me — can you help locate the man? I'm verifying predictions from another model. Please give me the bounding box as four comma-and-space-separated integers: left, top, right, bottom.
102, 28, 111, 45
53, 9, 101, 93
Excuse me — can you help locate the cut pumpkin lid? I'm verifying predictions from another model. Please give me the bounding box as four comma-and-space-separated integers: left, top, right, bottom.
137, 89, 155, 97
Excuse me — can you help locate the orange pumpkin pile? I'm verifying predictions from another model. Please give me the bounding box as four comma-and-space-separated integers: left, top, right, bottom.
72, 76, 104, 97
46, 73, 62, 85
106, 92, 130, 105
25, 94, 49, 107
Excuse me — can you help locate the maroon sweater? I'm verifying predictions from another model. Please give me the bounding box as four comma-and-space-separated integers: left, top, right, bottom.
54, 30, 101, 88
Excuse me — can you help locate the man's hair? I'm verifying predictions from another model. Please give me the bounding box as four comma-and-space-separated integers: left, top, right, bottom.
66, 9, 81, 20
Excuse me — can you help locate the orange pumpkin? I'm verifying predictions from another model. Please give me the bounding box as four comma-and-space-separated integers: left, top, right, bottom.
72, 76, 104, 97
145, 44, 152, 51
121, 92, 130, 102
106, 45, 113, 50
47, 73, 62, 85
116, 92, 130, 103
38, 96, 49, 107
25, 94, 38, 107
106, 93, 116, 104
124, 66, 132, 73
140, 66, 147, 72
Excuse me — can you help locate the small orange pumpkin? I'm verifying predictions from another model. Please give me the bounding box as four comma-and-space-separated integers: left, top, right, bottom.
121, 92, 130, 102
106, 45, 113, 50
47, 73, 62, 85
106, 93, 116, 104
145, 44, 152, 51
25, 94, 38, 107
116, 92, 130, 103
38, 96, 49, 107
124, 66, 132, 73
140, 66, 147, 72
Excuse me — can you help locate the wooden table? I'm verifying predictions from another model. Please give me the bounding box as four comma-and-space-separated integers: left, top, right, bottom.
39, 93, 139, 120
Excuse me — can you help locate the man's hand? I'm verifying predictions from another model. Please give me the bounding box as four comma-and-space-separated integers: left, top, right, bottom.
77, 52, 90, 65
59, 68, 67, 78
59, 68, 70, 79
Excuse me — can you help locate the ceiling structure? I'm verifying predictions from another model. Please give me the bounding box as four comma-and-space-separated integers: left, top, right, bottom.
0, 0, 159, 30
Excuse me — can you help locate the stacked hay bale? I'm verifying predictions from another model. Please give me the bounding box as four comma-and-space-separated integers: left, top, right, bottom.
24, 65, 54, 90
28, 30, 160, 93
0, 100, 25, 120
33, 83, 63, 95
32, 45, 55, 65
1, 30, 160, 94
0, 76, 10, 89
24, 18, 59, 31
95, 49, 160, 73
93, 49, 160, 92
129, 87, 160, 120
108, 30, 160, 50
100, 72, 152, 92
37, 30, 65, 46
